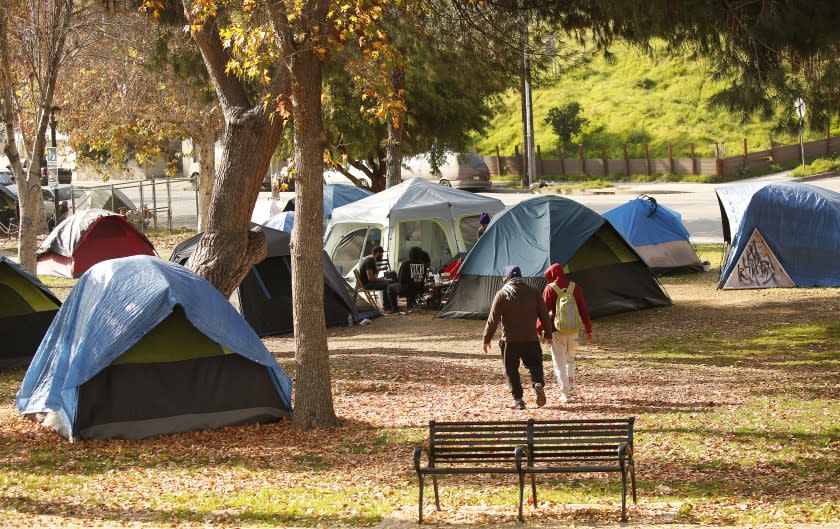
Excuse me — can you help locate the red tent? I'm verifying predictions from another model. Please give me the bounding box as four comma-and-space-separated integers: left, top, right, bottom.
37, 209, 156, 278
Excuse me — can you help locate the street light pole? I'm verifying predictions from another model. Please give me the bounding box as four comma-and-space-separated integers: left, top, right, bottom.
522, 9, 536, 188
49, 106, 60, 148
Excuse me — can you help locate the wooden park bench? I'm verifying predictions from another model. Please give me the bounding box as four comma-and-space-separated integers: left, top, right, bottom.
412, 417, 637, 523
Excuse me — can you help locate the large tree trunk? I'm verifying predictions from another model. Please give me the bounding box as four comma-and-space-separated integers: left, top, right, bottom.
186, 107, 279, 296
385, 119, 402, 188
196, 129, 215, 231
385, 67, 405, 189
289, 43, 337, 430
0, 5, 25, 186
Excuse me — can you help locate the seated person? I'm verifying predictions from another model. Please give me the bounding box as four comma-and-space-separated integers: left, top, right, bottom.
358, 245, 398, 313
393, 246, 429, 310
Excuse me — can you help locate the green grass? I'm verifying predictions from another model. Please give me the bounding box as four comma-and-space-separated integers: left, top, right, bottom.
790, 155, 840, 177
474, 42, 837, 159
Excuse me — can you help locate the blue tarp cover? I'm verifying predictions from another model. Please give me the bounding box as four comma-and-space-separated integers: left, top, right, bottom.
459, 195, 605, 277
17, 255, 293, 434
603, 197, 690, 246
719, 182, 840, 287
285, 184, 373, 220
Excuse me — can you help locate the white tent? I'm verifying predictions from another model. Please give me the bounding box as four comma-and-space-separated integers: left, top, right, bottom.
324, 178, 504, 275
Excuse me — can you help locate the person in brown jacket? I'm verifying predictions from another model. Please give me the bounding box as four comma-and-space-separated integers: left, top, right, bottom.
482, 265, 553, 409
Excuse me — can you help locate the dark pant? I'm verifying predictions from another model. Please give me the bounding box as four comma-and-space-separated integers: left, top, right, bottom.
392, 282, 423, 310
499, 340, 544, 400
364, 279, 395, 310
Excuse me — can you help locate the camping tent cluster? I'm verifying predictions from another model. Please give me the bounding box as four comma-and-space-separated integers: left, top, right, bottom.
440, 195, 672, 319
716, 181, 840, 289
17, 256, 293, 441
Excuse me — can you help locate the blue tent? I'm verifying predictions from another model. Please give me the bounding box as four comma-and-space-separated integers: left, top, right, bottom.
260, 211, 296, 232
17, 255, 292, 441
603, 196, 703, 273
440, 195, 671, 319
716, 182, 840, 289
284, 184, 373, 220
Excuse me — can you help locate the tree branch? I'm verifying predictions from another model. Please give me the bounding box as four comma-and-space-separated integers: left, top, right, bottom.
184, 6, 251, 111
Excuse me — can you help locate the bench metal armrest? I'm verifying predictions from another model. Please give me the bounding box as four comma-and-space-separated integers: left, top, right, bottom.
414, 443, 432, 473
617, 442, 629, 463
514, 445, 527, 471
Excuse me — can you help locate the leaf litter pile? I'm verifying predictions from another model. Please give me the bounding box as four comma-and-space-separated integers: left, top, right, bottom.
1, 265, 838, 528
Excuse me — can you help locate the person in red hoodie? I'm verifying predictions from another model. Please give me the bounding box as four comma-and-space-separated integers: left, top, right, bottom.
537, 263, 593, 402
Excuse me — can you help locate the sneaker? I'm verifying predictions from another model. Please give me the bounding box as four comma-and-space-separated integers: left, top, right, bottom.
534, 383, 546, 407
510, 398, 526, 410
558, 393, 569, 404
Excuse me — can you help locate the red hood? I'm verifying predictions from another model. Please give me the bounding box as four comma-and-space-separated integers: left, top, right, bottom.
544, 263, 569, 286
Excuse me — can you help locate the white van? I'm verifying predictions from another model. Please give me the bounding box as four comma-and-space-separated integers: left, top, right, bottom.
401, 152, 492, 191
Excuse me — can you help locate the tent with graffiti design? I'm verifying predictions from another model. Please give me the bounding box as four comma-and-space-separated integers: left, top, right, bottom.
715, 181, 840, 289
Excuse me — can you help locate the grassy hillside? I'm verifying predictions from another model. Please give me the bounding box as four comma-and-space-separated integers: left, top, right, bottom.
474, 43, 834, 159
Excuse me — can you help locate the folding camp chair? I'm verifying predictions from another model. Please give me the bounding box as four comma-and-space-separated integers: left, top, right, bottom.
353, 268, 382, 312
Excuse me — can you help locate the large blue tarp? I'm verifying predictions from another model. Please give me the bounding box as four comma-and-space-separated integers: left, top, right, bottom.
17, 255, 293, 435
719, 182, 840, 287
459, 195, 605, 277
260, 211, 296, 232
285, 184, 373, 220
603, 197, 690, 246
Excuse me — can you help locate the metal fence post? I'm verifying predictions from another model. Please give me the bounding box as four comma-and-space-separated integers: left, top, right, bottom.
166, 178, 172, 232
139, 180, 145, 233
151, 178, 158, 230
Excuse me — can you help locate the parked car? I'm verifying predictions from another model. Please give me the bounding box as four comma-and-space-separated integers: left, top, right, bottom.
401, 152, 492, 191
323, 167, 372, 188
0, 170, 13, 187
5, 183, 79, 227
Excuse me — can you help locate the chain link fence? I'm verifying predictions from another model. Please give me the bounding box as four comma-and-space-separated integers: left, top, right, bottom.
58, 178, 199, 234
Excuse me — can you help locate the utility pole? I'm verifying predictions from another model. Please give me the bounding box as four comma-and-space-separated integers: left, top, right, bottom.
521, 8, 536, 188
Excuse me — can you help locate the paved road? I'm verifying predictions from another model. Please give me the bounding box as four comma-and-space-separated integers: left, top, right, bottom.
70, 172, 840, 245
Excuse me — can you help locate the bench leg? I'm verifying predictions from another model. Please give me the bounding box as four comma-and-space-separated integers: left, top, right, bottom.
630, 463, 637, 504
620, 466, 628, 522
432, 476, 440, 510
417, 474, 424, 523
530, 474, 537, 507
518, 472, 525, 522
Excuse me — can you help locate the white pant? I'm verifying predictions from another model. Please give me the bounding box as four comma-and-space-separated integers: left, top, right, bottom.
550, 333, 578, 394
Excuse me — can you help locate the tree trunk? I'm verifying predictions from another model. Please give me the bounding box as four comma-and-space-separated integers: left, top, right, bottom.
385, 119, 402, 188
0, 5, 24, 186
196, 130, 215, 231
385, 67, 405, 189
289, 43, 337, 430
186, 107, 279, 297
17, 109, 49, 272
